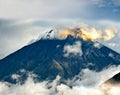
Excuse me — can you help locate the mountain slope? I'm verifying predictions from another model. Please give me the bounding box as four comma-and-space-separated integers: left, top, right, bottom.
0, 33, 120, 83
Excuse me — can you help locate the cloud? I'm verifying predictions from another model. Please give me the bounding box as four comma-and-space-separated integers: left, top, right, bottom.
63, 41, 83, 57
56, 21, 120, 54
0, 0, 119, 21
113, 0, 120, 6
103, 28, 116, 41
0, 19, 119, 59
96, 20, 120, 53
0, 65, 120, 95
0, 19, 120, 59
67, 65, 120, 87
0, 0, 87, 19
11, 74, 20, 80
91, 0, 120, 7
91, 0, 106, 7
0, 18, 78, 59
58, 24, 117, 42
0, 19, 48, 59
94, 42, 103, 49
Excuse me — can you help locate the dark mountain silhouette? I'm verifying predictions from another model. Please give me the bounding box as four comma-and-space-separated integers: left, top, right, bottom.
105, 72, 120, 85
0, 30, 120, 83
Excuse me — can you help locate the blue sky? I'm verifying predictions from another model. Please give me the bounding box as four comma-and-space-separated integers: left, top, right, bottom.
0, 0, 120, 59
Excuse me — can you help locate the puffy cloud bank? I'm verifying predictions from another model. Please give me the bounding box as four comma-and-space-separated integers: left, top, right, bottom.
0, 65, 120, 95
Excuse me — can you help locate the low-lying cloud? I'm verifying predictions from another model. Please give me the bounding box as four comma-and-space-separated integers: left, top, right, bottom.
0, 65, 120, 95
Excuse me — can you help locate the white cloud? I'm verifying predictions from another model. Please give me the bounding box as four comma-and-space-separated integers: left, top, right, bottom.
96, 20, 120, 53
91, 0, 106, 7
94, 42, 102, 49
0, 65, 120, 95
0, 0, 87, 19
108, 52, 115, 59
0, 0, 119, 21
108, 43, 117, 47
91, 0, 120, 7
63, 41, 83, 57
0, 18, 80, 59
113, 0, 120, 6
0, 19, 120, 59
68, 65, 120, 87
0, 20, 48, 59
11, 74, 20, 80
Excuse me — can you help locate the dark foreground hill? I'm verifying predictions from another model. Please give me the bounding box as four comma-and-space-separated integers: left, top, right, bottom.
105, 72, 120, 85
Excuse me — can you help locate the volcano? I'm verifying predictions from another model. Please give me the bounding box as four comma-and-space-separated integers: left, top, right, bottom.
0, 30, 120, 83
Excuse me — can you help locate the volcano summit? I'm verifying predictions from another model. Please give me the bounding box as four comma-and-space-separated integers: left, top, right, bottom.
0, 29, 120, 83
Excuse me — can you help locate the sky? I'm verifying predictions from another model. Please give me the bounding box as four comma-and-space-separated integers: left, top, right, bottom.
0, 0, 120, 59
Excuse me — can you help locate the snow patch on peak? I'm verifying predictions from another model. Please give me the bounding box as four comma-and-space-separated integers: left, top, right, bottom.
42, 29, 56, 39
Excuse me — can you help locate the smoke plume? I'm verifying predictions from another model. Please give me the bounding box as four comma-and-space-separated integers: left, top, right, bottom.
58, 24, 116, 42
